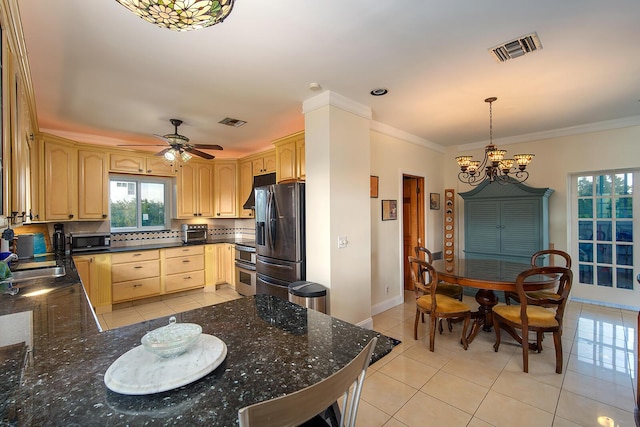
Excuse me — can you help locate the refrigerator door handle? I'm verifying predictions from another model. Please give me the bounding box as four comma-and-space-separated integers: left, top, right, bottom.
267, 188, 276, 249
257, 258, 294, 271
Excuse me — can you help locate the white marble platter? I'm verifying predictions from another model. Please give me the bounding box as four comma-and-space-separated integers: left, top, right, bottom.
104, 334, 227, 395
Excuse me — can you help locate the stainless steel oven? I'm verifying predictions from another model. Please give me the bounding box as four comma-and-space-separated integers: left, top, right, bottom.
235, 243, 256, 296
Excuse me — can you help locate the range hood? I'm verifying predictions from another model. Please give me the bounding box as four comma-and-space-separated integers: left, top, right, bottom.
243, 173, 276, 210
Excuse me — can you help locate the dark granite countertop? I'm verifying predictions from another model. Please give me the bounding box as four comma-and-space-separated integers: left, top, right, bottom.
0, 256, 396, 426
82, 237, 255, 255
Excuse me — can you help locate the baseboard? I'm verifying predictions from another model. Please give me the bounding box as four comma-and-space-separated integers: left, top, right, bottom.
371, 294, 404, 317
356, 317, 374, 330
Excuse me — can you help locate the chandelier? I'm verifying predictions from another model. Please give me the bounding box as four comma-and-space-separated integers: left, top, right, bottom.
455, 97, 534, 186
115, 0, 235, 32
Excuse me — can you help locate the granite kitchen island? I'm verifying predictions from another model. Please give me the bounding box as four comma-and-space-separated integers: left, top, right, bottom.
1, 257, 396, 426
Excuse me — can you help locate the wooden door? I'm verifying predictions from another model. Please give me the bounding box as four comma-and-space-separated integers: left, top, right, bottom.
402, 175, 425, 290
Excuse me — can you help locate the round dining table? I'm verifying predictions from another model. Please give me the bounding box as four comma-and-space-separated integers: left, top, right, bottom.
431, 258, 557, 345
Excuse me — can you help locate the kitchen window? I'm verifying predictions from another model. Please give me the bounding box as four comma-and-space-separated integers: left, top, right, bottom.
109, 175, 171, 231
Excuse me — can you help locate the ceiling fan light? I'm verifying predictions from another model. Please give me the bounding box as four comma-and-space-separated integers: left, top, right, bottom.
180, 151, 193, 162
115, 0, 235, 32
164, 149, 177, 162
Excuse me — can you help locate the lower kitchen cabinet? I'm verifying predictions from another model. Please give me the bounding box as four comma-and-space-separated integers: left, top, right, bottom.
164, 246, 205, 293
73, 253, 112, 314
111, 250, 161, 303
204, 243, 235, 288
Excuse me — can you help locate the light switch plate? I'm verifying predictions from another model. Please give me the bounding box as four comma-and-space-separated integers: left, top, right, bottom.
338, 236, 348, 248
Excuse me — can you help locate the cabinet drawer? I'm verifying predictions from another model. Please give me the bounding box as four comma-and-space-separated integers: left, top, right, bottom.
112, 250, 160, 264
165, 270, 205, 293
112, 259, 160, 282
165, 255, 204, 275
165, 246, 204, 258
112, 277, 160, 302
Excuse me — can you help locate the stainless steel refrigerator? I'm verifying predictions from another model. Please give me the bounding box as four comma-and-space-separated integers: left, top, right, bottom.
255, 182, 305, 300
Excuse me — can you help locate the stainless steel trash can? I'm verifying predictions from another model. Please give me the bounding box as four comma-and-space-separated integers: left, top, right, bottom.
288, 281, 327, 313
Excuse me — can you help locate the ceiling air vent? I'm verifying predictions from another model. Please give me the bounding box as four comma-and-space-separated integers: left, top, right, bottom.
489, 32, 542, 62
219, 117, 247, 127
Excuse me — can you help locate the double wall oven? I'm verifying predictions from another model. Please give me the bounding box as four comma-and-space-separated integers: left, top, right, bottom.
235, 243, 256, 296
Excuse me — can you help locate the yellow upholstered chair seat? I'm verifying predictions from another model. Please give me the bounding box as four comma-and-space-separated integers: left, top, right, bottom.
492, 305, 559, 329
493, 266, 573, 374
435, 283, 464, 300
417, 295, 469, 314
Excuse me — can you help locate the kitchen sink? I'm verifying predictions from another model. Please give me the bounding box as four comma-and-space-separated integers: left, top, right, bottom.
5, 265, 66, 284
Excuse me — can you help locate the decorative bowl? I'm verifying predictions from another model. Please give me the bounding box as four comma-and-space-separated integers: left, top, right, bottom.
141, 316, 202, 358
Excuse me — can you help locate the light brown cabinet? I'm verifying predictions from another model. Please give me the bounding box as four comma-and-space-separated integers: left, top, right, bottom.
214, 243, 235, 286
74, 253, 112, 314
213, 160, 237, 218
164, 246, 205, 293
274, 131, 305, 183
176, 160, 214, 218
43, 139, 78, 220
251, 150, 276, 175
78, 149, 109, 220
111, 250, 161, 302
109, 153, 177, 176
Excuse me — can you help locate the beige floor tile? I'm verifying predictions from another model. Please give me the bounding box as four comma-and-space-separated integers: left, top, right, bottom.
170, 300, 205, 313
551, 416, 582, 426
562, 369, 635, 411
475, 390, 554, 427
353, 399, 392, 427
382, 418, 408, 427
163, 295, 196, 309
467, 418, 494, 427
101, 310, 144, 329
134, 301, 171, 314
401, 339, 458, 370
555, 390, 636, 427
360, 371, 417, 416
394, 391, 472, 427
138, 306, 175, 321
442, 356, 503, 389
491, 370, 560, 413
421, 370, 489, 414
373, 311, 405, 332
377, 355, 439, 389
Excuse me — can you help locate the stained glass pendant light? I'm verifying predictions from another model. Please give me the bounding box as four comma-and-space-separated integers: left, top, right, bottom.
116, 0, 235, 32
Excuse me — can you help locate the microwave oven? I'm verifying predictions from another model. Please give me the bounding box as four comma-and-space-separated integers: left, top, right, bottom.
69, 233, 111, 253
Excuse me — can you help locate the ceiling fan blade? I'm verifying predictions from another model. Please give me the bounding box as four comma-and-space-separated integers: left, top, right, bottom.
155, 148, 171, 157
117, 144, 169, 147
191, 144, 223, 150
153, 134, 172, 143
185, 147, 215, 160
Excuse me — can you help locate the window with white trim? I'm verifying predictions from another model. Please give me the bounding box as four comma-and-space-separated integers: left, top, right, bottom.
109, 175, 172, 231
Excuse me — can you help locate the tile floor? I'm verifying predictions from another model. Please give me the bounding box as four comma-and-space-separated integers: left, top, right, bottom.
98, 288, 638, 426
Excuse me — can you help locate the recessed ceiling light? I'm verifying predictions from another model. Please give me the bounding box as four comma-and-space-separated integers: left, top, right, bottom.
309, 82, 322, 91
370, 88, 388, 96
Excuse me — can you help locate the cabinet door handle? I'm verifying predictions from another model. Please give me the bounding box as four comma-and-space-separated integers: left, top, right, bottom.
133, 284, 142, 288
184, 276, 191, 280
134, 266, 143, 269
182, 260, 190, 263
133, 253, 142, 257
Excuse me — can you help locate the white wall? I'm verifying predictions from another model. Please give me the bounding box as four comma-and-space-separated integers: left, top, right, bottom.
370, 129, 445, 314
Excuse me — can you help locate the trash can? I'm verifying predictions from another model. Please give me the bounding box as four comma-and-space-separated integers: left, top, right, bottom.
288, 281, 327, 313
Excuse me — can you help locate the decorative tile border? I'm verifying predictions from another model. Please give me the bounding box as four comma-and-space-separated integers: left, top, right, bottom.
111, 227, 255, 247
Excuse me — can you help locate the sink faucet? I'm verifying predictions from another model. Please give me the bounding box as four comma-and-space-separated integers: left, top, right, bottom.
3, 253, 18, 263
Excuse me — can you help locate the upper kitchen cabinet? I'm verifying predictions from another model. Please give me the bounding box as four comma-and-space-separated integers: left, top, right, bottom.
213, 160, 237, 218
78, 149, 109, 220
251, 150, 276, 175
176, 160, 214, 218
110, 152, 177, 176
460, 180, 554, 262
274, 131, 305, 183
43, 137, 78, 221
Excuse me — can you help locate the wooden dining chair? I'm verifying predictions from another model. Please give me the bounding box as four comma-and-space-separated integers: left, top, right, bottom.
493, 266, 573, 374
408, 256, 470, 351
237, 337, 377, 427
504, 249, 572, 305
414, 246, 463, 301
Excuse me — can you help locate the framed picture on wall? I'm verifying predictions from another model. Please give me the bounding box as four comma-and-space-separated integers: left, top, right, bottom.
430, 193, 440, 210
370, 176, 379, 198
382, 199, 397, 220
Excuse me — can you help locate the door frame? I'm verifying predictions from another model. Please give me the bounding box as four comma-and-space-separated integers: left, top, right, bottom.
401, 173, 426, 293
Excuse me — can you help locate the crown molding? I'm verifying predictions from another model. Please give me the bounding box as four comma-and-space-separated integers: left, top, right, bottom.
303, 90, 372, 120
370, 121, 445, 153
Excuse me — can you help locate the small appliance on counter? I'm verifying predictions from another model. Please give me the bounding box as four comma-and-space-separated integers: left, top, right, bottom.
53, 223, 66, 256
16, 234, 35, 259
69, 233, 111, 253
181, 224, 207, 244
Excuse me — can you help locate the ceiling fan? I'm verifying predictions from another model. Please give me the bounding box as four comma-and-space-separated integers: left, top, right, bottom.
118, 118, 223, 160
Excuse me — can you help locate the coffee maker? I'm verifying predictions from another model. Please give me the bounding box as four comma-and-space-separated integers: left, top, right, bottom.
53, 223, 66, 256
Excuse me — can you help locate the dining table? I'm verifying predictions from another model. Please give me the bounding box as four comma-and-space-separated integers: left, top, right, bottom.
431, 258, 557, 345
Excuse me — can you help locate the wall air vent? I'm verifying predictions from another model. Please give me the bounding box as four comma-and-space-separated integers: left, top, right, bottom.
219, 117, 247, 127
489, 32, 542, 62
